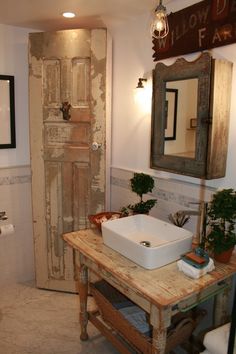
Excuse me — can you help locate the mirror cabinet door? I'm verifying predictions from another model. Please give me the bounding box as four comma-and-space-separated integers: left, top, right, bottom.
151, 52, 232, 179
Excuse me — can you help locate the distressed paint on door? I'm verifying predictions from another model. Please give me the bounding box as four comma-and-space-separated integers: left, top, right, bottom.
29, 29, 109, 292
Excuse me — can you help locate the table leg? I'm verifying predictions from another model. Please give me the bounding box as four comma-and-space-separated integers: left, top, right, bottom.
152, 327, 168, 354
150, 305, 171, 354
78, 264, 89, 341
213, 277, 232, 327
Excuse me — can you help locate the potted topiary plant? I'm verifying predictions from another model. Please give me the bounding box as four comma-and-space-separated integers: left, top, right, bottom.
121, 173, 157, 215
203, 188, 236, 263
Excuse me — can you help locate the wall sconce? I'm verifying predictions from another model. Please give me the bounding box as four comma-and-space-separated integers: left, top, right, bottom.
0, 211, 8, 221
135, 78, 147, 102
136, 78, 147, 89
134, 77, 152, 114
150, 0, 169, 39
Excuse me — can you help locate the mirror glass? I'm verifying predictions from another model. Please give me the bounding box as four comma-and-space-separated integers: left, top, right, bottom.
164, 78, 198, 158
0, 75, 15, 149
0, 80, 11, 144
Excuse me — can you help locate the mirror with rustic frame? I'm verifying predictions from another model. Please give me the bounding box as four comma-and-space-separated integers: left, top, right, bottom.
150, 53, 232, 179
0, 75, 16, 149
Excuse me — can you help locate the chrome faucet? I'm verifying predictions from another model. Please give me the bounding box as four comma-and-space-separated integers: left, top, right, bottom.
177, 201, 206, 216
176, 202, 208, 246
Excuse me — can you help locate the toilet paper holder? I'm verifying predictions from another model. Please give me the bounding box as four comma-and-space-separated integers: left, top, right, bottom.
0, 211, 8, 221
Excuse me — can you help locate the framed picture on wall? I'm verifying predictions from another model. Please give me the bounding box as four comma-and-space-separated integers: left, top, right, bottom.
0, 75, 16, 149
164, 88, 178, 141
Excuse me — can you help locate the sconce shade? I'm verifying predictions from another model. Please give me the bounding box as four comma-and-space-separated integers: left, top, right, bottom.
150, 0, 169, 39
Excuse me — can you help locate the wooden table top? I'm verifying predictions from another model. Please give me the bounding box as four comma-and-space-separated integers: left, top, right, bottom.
63, 228, 236, 308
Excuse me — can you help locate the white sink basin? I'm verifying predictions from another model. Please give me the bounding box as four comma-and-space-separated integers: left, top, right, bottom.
102, 214, 193, 269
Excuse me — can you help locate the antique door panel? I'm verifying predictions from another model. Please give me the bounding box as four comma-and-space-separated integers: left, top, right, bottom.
29, 29, 110, 292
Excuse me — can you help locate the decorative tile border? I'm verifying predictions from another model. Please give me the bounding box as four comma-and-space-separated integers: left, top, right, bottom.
0, 175, 31, 186
112, 175, 203, 208
111, 176, 130, 190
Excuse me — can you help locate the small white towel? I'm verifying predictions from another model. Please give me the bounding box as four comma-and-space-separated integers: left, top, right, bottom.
177, 257, 215, 279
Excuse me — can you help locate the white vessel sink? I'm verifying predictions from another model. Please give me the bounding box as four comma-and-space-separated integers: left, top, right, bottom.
102, 214, 193, 269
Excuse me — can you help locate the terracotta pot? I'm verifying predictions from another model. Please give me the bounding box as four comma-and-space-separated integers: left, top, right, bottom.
214, 247, 234, 263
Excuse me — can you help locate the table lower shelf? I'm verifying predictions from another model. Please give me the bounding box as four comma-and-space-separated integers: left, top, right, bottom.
89, 311, 141, 354
89, 280, 205, 354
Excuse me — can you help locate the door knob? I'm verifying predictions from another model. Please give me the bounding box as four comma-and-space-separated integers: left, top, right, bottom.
60, 101, 71, 121
91, 142, 102, 151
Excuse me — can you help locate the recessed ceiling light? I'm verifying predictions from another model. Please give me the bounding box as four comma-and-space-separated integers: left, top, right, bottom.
62, 12, 76, 18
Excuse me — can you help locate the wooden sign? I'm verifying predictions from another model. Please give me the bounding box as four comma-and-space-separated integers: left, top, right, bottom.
153, 0, 236, 61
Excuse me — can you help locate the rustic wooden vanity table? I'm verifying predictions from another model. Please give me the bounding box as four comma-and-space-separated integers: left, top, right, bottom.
63, 229, 236, 354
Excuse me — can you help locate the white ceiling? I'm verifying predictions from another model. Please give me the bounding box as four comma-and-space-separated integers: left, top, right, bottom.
0, 0, 172, 31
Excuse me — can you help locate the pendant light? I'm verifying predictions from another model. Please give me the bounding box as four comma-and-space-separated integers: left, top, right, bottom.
150, 0, 169, 39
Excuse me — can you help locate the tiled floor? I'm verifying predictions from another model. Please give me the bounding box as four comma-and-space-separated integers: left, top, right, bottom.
0, 282, 211, 354
0, 282, 118, 354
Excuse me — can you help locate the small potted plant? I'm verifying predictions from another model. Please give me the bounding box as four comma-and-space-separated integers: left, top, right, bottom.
203, 188, 236, 263
121, 173, 157, 215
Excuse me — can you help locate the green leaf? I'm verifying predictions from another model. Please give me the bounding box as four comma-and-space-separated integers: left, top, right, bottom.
130, 173, 155, 199
205, 188, 236, 253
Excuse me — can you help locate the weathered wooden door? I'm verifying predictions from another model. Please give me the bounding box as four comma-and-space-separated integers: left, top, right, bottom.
29, 29, 111, 292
